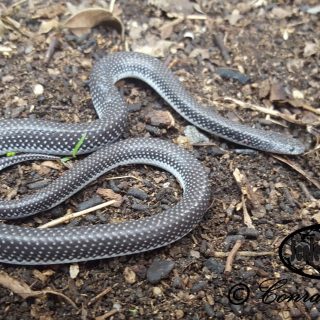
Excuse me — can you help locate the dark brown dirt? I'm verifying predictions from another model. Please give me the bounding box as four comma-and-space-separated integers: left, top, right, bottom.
0, 0, 319, 319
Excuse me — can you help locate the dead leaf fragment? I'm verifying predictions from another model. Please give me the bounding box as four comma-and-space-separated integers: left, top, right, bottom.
64, 7, 123, 38
96, 188, 123, 207
0, 271, 76, 308
303, 42, 319, 58
269, 82, 287, 101
38, 18, 60, 34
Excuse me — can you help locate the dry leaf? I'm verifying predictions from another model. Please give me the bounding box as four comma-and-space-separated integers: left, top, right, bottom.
38, 18, 60, 34
269, 82, 287, 101
303, 42, 318, 58
0, 271, 76, 308
96, 188, 123, 207
64, 7, 123, 38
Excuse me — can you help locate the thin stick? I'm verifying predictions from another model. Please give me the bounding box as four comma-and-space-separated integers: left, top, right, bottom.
38, 200, 116, 229
88, 287, 112, 306
214, 251, 275, 257
96, 309, 118, 320
109, 0, 115, 12
224, 239, 243, 273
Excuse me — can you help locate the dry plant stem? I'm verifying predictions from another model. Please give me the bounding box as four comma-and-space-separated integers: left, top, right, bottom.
272, 155, 320, 189
88, 287, 112, 306
95, 309, 118, 320
109, 0, 116, 13
223, 97, 315, 126
38, 200, 116, 229
224, 239, 244, 273
214, 251, 275, 257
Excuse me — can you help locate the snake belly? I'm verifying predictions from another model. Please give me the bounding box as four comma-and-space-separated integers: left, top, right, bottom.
0, 52, 304, 265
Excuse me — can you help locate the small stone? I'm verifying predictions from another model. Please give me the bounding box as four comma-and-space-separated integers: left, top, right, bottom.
172, 276, 184, 289
127, 188, 148, 200
204, 258, 224, 274
123, 267, 137, 284
2, 74, 14, 83
147, 260, 175, 284
152, 286, 163, 296
33, 84, 44, 96
175, 310, 184, 319
204, 303, 215, 317
76, 195, 103, 211
184, 125, 209, 144
191, 281, 207, 293
131, 203, 148, 211
239, 227, 259, 239
27, 179, 51, 190
145, 110, 175, 128
190, 250, 200, 259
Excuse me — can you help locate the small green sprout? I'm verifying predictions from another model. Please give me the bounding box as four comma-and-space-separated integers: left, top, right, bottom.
61, 133, 87, 163
6, 151, 16, 157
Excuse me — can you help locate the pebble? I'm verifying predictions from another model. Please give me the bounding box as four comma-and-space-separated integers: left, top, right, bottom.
265, 229, 274, 239
191, 281, 207, 293
147, 260, 175, 284
239, 227, 259, 239
123, 267, 137, 284
204, 303, 215, 317
128, 103, 142, 112
190, 250, 200, 259
184, 125, 209, 144
127, 187, 148, 200
204, 258, 224, 274
152, 286, 163, 296
33, 84, 44, 96
175, 310, 184, 319
131, 203, 148, 211
172, 276, 184, 289
145, 110, 175, 128
27, 179, 51, 190
145, 124, 162, 135
76, 195, 103, 211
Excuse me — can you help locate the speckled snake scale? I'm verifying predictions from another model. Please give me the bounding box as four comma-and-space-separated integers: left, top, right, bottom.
0, 52, 304, 264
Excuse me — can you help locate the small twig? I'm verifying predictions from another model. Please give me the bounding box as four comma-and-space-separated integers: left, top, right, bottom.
105, 175, 142, 182
88, 287, 112, 306
213, 33, 231, 64
45, 34, 60, 65
95, 309, 118, 320
214, 251, 275, 258
272, 155, 320, 190
38, 200, 116, 229
224, 239, 244, 273
223, 97, 319, 126
298, 182, 316, 202
109, 0, 116, 13
241, 195, 254, 228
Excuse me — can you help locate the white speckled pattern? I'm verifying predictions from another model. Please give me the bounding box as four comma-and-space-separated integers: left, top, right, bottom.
0, 139, 211, 265
0, 52, 304, 265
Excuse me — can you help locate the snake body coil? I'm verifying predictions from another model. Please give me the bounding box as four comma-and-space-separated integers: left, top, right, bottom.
0, 52, 304, 265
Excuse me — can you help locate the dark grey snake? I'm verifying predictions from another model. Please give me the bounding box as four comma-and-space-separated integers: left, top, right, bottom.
0, 52, 304, 265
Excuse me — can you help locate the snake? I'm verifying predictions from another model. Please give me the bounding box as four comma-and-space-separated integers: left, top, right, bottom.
0, 52, 304, 265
